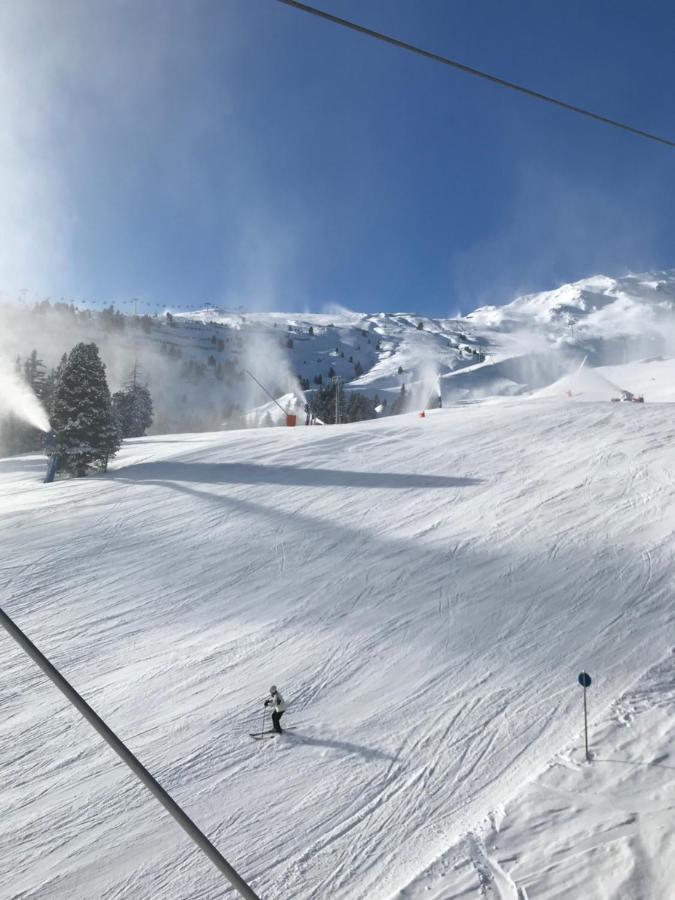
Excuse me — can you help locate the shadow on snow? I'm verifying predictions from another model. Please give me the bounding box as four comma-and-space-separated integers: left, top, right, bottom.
286, 733, 395, 761
111, 460, 481, 490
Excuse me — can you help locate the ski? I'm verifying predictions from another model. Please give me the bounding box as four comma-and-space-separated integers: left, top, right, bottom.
249, 726, 296, 740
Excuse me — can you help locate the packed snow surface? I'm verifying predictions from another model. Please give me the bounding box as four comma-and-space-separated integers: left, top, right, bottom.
2, 397, 675, 899
405, 651, 675, 899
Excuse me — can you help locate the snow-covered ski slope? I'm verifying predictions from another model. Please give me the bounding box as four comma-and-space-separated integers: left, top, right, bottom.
2, 397, 675, 899
403, 649, 675, 899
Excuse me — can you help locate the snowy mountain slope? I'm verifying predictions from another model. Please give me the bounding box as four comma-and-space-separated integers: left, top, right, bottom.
2, 397, 675, 899
183, 268, 675, 407
531, 356, 675, 404
4, 270, 675, 433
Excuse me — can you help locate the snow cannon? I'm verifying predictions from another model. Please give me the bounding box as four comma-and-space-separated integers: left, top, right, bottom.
42, 432, 60, 484
245, 369, 298, 426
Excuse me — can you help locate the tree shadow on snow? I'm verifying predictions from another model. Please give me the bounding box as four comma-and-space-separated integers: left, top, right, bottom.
0, 456, 46, 475
111, 461, 481, 491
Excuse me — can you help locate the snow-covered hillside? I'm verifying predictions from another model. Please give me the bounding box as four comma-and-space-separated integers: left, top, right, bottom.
2, 395, 675, 899
184, 269, 675, 407
178, 269, 675, 406
5, 269, 675, 438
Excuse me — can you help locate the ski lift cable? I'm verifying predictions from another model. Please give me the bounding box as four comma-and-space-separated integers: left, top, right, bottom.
0, 605, 260, 900
274, 0, 675, 150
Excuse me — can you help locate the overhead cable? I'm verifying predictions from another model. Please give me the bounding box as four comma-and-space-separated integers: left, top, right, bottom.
274, 0, 675, 150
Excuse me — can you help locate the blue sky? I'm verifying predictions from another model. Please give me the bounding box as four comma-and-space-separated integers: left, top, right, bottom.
1, 0, 675, 315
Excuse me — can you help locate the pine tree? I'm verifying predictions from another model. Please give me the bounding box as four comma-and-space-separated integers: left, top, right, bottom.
52, 342, 120, 475
112, 364, 154, 438
23, 350, 48, 402
48, 353, 69, 417
111, 391, 132, 437
125, 382, 153, 436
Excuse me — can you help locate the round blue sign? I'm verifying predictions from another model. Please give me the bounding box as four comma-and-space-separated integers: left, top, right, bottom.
578, 672, 592, 688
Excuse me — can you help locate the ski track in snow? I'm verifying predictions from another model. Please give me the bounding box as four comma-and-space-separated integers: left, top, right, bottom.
402, 649, 675, 899
1, 399, 675, 899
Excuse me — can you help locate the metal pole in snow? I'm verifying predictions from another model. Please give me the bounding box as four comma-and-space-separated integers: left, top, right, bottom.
583, 685, 589, 762
578, 671, 592, 762
0, 606, 261, 900
244, 369, 289, 417
332, 376, 341, 425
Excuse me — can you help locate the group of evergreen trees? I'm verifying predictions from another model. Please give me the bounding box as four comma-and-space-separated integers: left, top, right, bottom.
1, 343, 154, 477
306, 380, 380, 425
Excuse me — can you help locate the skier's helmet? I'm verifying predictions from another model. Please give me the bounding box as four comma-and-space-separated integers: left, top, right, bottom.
269, 685, 277, 694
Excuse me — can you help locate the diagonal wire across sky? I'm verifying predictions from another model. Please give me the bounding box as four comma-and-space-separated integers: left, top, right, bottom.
275, 0, 675, 150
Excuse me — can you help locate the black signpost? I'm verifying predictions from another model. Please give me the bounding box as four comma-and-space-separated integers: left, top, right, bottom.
578, 671, 592, 762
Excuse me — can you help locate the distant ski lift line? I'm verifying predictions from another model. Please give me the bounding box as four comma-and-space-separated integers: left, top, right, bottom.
274, 0, 675, 150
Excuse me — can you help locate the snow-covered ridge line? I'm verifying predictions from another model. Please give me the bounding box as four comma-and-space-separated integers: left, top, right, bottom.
4, 269, 675, 442
178, 267, 675, 405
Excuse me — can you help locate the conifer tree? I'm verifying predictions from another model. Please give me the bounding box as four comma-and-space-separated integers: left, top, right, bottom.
111, 364, 154, 438
52, 342, 120, 475
23, 350, 48, 402
48, 353, 69, 417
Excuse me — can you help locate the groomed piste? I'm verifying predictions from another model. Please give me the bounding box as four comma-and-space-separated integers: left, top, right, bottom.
2, 393, 675, 898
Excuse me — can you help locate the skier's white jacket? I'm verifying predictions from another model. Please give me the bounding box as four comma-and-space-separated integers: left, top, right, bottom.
269, 690, 286, 713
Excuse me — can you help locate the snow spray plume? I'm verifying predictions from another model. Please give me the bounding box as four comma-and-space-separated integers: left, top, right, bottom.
0, 362, 50, 432
0, 299, 247, 436
240, 328, 305, 426
409, 360, 442, 411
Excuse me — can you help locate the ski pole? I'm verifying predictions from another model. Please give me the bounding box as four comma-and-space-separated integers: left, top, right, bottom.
260, 704, 267, 738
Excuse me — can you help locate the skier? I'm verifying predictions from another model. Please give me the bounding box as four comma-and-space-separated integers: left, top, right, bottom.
264, 685, 287, 734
